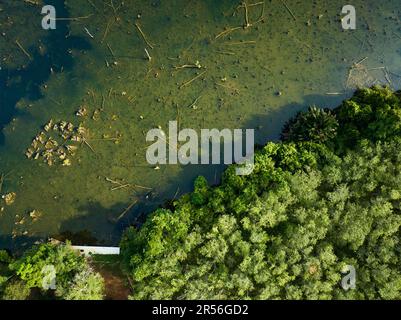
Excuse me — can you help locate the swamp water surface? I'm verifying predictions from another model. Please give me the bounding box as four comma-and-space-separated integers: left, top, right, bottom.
0, 0, 400, 250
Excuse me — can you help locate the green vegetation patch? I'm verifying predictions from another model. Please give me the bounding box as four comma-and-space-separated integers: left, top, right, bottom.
0, 242, 105, 300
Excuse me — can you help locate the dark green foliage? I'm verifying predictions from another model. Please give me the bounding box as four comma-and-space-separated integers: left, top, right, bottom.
0, 250, 11, 264
282, 106, 339, 143
334, 86, 401, 151
0, 250, 13, 298
283, 86, 401, 153
191, 176, 210, 206
9, 242, 87, 293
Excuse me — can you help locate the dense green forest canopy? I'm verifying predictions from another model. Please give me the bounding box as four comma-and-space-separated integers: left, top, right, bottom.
121, 86, 401, 300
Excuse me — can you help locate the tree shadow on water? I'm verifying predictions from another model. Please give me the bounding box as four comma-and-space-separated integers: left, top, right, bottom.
55, 192, 156, 244
248, 92, 352, 146
0, 0, 91, 145
0, 234, 43, 255
54, 92, 352, 246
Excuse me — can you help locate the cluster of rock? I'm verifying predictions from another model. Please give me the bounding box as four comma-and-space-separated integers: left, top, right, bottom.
12, 209, 42, 238
0, 192, 16, 215
25, 120, 88, 167
2, 192, 16, 205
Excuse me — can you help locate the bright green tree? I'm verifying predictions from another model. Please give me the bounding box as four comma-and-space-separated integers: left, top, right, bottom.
9, 242, 105, 300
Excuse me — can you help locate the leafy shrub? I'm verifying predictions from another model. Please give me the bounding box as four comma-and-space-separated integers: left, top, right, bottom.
0, 250, 11, 264
9, 242, 105, 300
10, 242, 86, 291
63, 267, 104, 300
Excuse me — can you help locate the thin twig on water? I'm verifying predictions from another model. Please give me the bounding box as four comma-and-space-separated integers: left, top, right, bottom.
281, 0, 296, 21
179, 70, 207, 89
52, 14, 93, 21
114, 200, 137, 222
215, 26, 242, 40
135, 23, 154, 49
15, 40, 32, 60
83, 139, 96, 153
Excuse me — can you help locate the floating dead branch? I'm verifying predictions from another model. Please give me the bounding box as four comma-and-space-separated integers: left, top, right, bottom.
368, 67, 386, 71
354, 56, 368, 66
112, 200, 137, 223
84, 27, 95, 39
105, 177, 121, 185
135, 23, 154, 49
87, 0, 99, 11
215, 50, 236, 56
233, 1, 265, 29
224, 40, 257, 46
0, 174, 3, 194
174, 61, 202, 70
389, 71, 401, 78
393, 31, 401, 40
214, 1, 265, 40
188, 95, 202, 110
105, 177, 152, 198
50, 98, 62, 106
24, 0, 39, 5
325, 92, 346, 96
88, 137, 119, 142
215, 82, 240, 95
144, 48, 152, 61
111, 183, 131, 191
176, 104, 180, 132
248, 0, 266, 25
53, 14, 93, 21
215, 26, 242, 40
106, 0, 123, 15
105, 43, 115, 61
243, 1, 251, 28
247, 1, 264, 8
15, 40, 32, 60
384, 67, 393, 87
281, 0, 297, 21
346, 58, 375, 89
291, 33, 312, 51
83, 139, 96, 153
179, 70, 207, 89
102, 19, 114, 43
0, 172, 12, 194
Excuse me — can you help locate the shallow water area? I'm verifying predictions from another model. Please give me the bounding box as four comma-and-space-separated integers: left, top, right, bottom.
0, 0, 400, 250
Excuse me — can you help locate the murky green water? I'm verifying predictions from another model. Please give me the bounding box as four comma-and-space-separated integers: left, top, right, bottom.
1, 0, 400, 250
